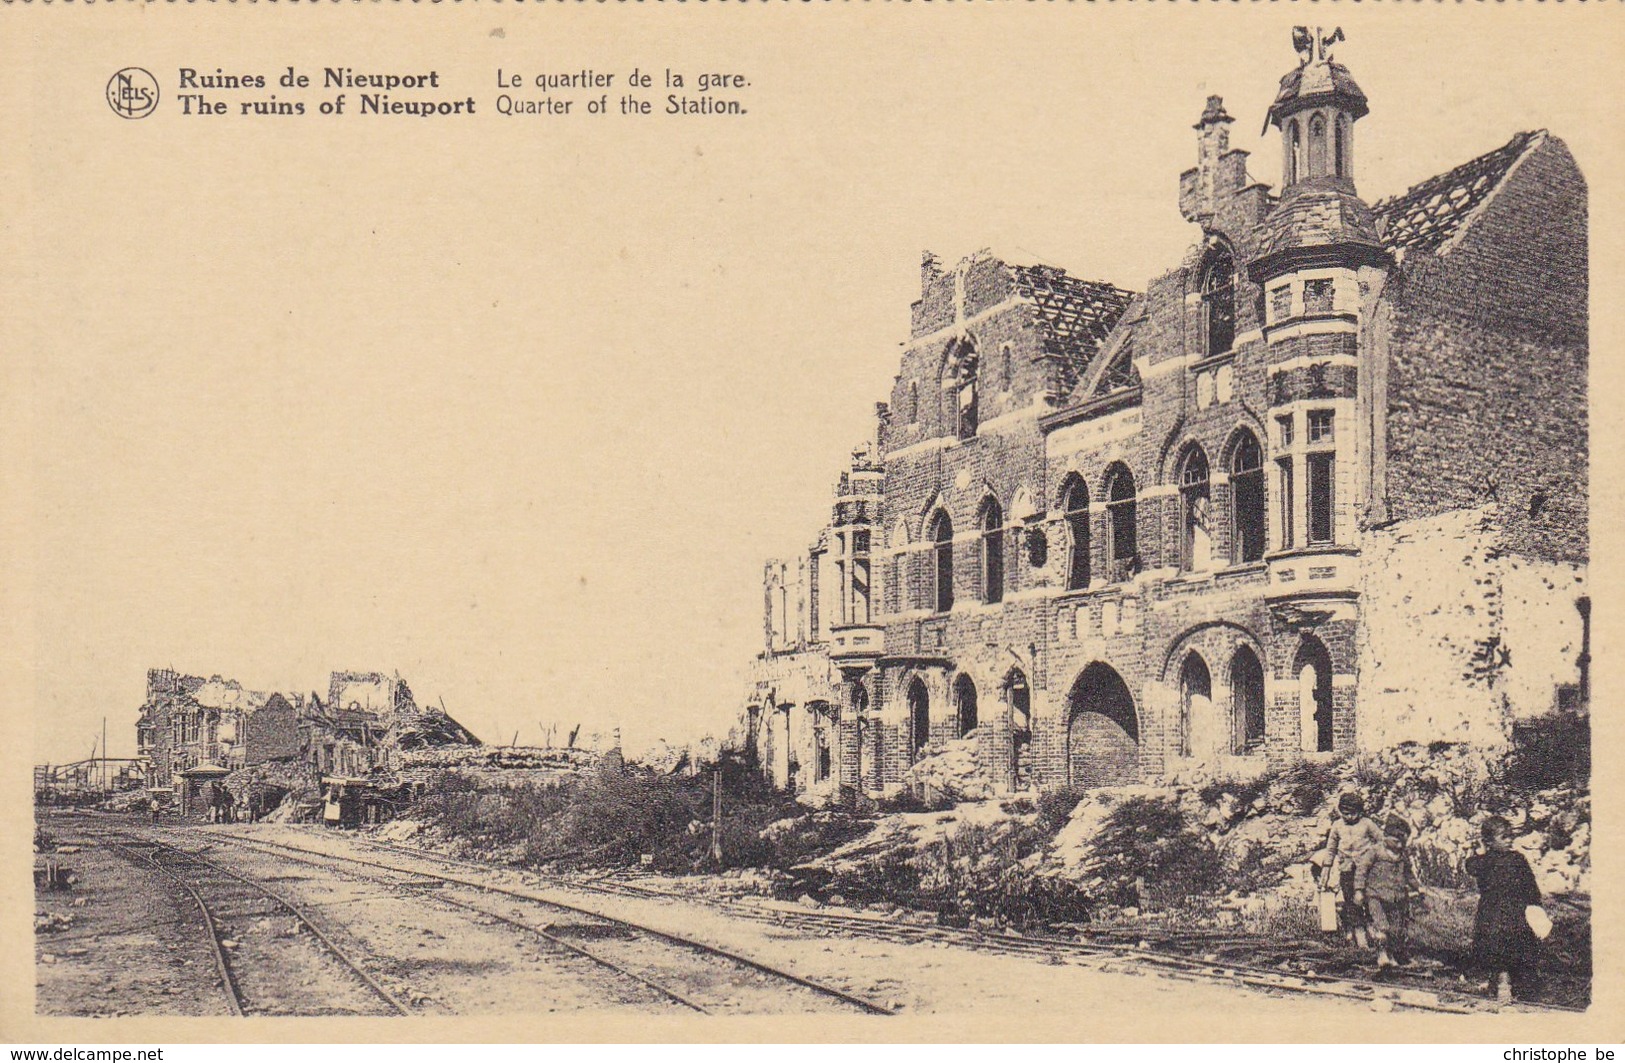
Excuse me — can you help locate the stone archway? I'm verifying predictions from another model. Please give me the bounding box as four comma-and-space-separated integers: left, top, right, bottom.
1066, 663, 1139, 787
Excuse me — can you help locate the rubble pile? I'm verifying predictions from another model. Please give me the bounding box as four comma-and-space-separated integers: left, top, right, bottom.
35, 911, 74, 934
401, 746, 596, 771
779, 740, 1589, 929
898, 737, 997, 801
99, 790, 151, 813
398, 745, 599, 790
388, 706, 482, 750
1038, 741, 1591, 902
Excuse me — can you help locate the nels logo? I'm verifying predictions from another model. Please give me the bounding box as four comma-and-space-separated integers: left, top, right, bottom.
106, 68, 159, 119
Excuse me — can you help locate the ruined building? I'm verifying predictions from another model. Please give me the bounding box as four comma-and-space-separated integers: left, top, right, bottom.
744, 32, 1588, 803
136, 667, 479, 816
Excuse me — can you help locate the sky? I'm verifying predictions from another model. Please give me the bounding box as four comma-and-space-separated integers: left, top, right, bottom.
12, 8, 1617, 764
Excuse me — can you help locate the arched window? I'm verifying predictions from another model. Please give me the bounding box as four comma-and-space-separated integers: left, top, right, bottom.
1287, 119, 1301, 184
908, 679, 930, 755
1231, 646, 1266, 752
1178, 653, 1212, 758
1229, 431, 1266, 564
1334, 116, 1348, 179
1201, 248, 1236, 357
1308, 113, 1328, 178
906, 381, 919, 423
958, 376, 979, 439
1105, 463, 1138, 578
1062, 475, 1090, 591
929, 510, 954, 612
954, 674, 978, 738
1000, 343, 1014, 390
979, 498, 1004, 605
1179, 446, 1212, 572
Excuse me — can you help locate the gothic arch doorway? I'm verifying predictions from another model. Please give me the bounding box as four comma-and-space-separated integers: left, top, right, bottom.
1294, 638, 1335, 752
1066, 663, 1139, 787
1178, 652, 1214, 758
907, 677, 930, 759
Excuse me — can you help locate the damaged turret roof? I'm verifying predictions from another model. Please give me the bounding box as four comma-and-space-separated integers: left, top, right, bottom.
1373, 130, 1544, 256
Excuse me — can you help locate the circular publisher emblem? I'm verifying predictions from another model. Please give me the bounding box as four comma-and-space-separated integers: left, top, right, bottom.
106, 68, 159, 119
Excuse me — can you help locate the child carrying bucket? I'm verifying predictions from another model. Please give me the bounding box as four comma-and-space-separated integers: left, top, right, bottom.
1315, 791, 1385, 945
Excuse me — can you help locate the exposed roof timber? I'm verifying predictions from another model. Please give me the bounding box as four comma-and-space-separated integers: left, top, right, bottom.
1372, 130, 1542, 256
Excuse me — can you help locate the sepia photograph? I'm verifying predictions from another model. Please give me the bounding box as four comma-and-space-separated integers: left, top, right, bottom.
5, 4, 1617, 1044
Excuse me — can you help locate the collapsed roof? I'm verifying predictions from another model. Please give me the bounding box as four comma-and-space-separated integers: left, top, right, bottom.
1373, 130, 1545, 257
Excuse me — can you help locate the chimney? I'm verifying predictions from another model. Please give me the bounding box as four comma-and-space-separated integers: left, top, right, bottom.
1181, 95, 1235, 224
921, 250, 942, 296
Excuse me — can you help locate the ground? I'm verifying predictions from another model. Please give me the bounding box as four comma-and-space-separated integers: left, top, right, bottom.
33, 811, 1572, 1033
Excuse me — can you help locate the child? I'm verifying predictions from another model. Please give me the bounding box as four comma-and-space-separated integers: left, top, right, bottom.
1466, 815, 1543, 1003
1354, 814, 1421, 969
1320, 791, 1385, 947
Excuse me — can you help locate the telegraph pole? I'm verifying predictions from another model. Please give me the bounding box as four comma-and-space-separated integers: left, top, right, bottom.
710, 769, 723, 867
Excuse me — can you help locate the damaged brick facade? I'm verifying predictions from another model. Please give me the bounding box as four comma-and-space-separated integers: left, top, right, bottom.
745, 33, 1588, 802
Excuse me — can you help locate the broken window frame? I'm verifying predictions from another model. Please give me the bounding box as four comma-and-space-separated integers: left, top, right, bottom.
1178, 446, 1212, 573
1307, 451, 1336, 545
1200, 247, 1237, 358
1278, 457, 1296, 550
1062, 475, 1090, 592
979, 498, 1004, 605
1303, 278, 1335, 316
930, 509, 955, 613
1229, 431, 1267, 565
1105, 463, 1138, 576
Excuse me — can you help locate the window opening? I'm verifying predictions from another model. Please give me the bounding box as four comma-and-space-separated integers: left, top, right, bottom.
1180, 448, 1212, 572
1063, 477, 1090, 591
930, 510, 955, 612
1307, 452, 1335, 544
1230, 432, 1266, 564
980, 499, 1004, 605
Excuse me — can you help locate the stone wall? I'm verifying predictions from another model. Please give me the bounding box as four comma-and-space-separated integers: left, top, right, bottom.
1357, 505, 1587, 750
1381, 135, 1587, 567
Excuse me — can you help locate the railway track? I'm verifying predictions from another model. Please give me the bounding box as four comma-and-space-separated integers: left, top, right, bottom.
570, 877, 1593, 1016
326, 831, 1585, 1017
101, 836, 410, 1017
134, 827, 894, 1016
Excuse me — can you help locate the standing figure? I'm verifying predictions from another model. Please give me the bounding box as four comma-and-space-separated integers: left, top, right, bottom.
1354, 815, 1421, 969
1320, 791, 1385, 947
1466, 815, 1544, 1003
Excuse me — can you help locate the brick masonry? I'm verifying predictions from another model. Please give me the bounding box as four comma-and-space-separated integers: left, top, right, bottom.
741, 50, 1588, 803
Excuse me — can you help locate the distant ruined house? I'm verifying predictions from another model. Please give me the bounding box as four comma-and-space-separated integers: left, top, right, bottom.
136, 666, 480, 816
743, 32, 1588, 804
